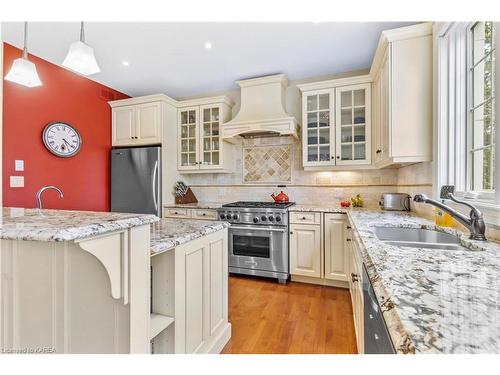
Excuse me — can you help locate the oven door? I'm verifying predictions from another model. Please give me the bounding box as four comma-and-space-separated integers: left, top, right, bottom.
228, 224, 288, 274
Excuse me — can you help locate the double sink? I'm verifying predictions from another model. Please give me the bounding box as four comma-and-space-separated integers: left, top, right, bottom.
373, 226, 469, 251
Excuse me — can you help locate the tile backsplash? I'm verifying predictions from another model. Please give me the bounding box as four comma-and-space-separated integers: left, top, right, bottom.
183, 136, 433, 208
243, 144, 292, 183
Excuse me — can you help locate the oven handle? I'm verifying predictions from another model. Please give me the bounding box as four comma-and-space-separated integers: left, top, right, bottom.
230, 225, 287, 233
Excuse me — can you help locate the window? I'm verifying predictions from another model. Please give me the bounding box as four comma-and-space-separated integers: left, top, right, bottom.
468, 22, 496, 193
437, 22, 500, 225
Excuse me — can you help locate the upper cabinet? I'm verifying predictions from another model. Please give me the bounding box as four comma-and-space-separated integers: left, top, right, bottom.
177, 97, 235, 173
371, 22, 433, 167
299, 77, 372, 170
110, 94, 176, 147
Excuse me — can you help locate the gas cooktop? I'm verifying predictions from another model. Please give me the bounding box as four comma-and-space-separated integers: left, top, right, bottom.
221, 201, 296, 209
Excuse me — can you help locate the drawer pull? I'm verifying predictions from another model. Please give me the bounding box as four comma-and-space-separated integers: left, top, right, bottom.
346, 225, 352, 229
302, 217, 307, 220
174, 211, 178, 215
351, 273, 359, 283
346, 238, 352, 242
374, 333, 380, 340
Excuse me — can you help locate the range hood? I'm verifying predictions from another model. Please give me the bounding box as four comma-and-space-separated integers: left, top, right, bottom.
222, 74, 299, 142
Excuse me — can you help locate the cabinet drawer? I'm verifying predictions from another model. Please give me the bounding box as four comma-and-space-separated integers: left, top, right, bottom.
192, 209, 218, 220
290, 212, 321, 225
164, 208, 191, 219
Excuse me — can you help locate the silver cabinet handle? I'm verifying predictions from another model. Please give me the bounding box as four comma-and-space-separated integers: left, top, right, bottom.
230, 226, 286, 233
152, 160, 158, 213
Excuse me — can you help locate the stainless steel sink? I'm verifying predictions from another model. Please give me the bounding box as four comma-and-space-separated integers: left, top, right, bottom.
373, 226, 467, 250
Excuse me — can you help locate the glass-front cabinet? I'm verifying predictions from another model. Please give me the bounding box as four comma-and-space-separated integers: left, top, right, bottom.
177, 97, 234, 173
303, 89, 335, 166
336, 83, 371, 165
301, 82, 371, 168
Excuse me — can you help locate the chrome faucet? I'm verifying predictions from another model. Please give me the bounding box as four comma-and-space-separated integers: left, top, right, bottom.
413, 190, 486, 241
36, 186, 64, 209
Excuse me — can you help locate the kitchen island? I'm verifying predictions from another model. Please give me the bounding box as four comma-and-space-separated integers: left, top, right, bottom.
0, 207, 230, 354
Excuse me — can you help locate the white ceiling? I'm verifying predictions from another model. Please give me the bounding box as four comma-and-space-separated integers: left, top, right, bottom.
2, 22, 416, 98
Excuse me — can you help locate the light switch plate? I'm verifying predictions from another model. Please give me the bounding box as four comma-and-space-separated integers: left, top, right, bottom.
15, 160, 24, 171
10, 176, 24, 188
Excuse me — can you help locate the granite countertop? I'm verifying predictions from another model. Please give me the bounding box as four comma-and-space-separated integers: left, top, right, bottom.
150, 218, 229, 255
163, 202, 223, 210
347, 210, 500, 354
0, 207, 159, 242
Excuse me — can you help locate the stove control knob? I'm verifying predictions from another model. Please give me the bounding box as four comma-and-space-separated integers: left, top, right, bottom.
268, 216, 274, 222
232, 214, 239, 220
261, 216, 267, 222
253, 217, 260, 223
275, 216, 282, 222
219, 214, 226, 220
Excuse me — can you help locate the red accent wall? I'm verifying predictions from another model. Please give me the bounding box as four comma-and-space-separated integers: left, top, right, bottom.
2, 43, 129, 211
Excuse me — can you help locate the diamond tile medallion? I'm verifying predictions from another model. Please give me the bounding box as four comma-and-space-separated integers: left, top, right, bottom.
243, 145, 292, 183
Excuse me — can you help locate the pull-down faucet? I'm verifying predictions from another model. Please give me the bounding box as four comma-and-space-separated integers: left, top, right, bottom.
413, 186, 486, 241
36, 186, 64, 209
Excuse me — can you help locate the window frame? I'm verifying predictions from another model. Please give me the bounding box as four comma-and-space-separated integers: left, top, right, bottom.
436, 22, 500, 227
465, 21, 496, 199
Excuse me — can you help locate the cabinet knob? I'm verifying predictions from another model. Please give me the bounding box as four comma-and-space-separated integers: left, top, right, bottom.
351, 273, 359, 283
376, 149, 382, 154
346, 225, 352, 229
346, 238, 352, 242
336, 156, 340, 159
301, 217, 307, 220
290, 231, 293, 235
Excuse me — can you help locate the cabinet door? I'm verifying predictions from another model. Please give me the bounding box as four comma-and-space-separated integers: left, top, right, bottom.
324, 214, 347, 281
379, 50, 391, 162
290, 224, 322, 278
178, 107, 199, 170
199, 105, 222, 169
112, 106, 135, 146
335, 83, 371, 165
302, 89, 335, 167
135, 102, 162, 145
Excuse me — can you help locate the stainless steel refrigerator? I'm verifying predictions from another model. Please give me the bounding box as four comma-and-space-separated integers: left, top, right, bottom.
111, 146, 161, 216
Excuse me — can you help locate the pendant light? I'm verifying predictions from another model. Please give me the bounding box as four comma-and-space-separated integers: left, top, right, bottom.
4, 22, 42, 88
62, 21, 100, 75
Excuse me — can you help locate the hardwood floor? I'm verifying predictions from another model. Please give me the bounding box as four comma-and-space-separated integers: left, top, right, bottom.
222, 275, 357, 354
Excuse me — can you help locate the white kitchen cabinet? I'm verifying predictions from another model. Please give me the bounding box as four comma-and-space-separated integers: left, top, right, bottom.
177, 97, 234, 173
370, 23, 433, 167
174, 229, 230, 354
335, 84, 371, 165
324, 213, 348, 281
110, 94, 176, 147
298, 77, 372, 170
163, 207, 218, 221
346, 222, 364, 353
290, 223, 322, 278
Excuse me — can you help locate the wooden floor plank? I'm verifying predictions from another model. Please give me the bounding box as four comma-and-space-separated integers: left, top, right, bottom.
222, 275, 358, 354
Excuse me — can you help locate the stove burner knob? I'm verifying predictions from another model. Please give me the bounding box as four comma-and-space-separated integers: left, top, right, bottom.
275, 216, 282, 222
219, 214, 226, 220
232, 214, 239, 220
253, 217, 260, 223
268, 216, 274, 222
261, 216, 267, 221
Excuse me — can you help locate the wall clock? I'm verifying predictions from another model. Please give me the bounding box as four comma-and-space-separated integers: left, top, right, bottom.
42, 121, 82, 158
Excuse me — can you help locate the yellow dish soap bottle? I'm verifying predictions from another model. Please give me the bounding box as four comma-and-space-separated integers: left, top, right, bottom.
435, 201, 454, 227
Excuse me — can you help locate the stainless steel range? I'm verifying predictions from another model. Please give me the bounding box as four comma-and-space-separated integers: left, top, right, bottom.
217, 201, 295, 284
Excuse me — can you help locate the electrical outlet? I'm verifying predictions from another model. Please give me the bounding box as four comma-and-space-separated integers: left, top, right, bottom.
15, 160, 24, 171
10, 176, 24, 188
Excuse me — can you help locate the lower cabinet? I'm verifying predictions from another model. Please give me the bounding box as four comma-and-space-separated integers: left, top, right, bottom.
150, 229, 230, 354
289, 223, 322, 278
289, 211, 348, 285
163, 207, 218, 221
347, 223, 364, 354
174, 229, 230, 354
324, 213, 348, 281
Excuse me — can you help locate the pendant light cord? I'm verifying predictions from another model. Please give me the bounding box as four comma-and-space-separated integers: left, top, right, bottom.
80, 21, 85, 43
22, 21, 28, 59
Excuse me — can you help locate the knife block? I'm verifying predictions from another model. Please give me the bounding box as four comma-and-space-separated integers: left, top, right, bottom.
175, 188, 198, 204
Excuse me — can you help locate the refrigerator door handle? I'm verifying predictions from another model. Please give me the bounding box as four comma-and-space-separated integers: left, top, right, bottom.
152, 160, 159, 214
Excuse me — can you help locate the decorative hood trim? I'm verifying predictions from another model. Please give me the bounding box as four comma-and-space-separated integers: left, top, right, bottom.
222, 74, 298, 142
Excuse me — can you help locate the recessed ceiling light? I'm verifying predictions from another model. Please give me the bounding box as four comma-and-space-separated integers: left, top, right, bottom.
122, 61, 130, 67
204, 41, 212, 50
